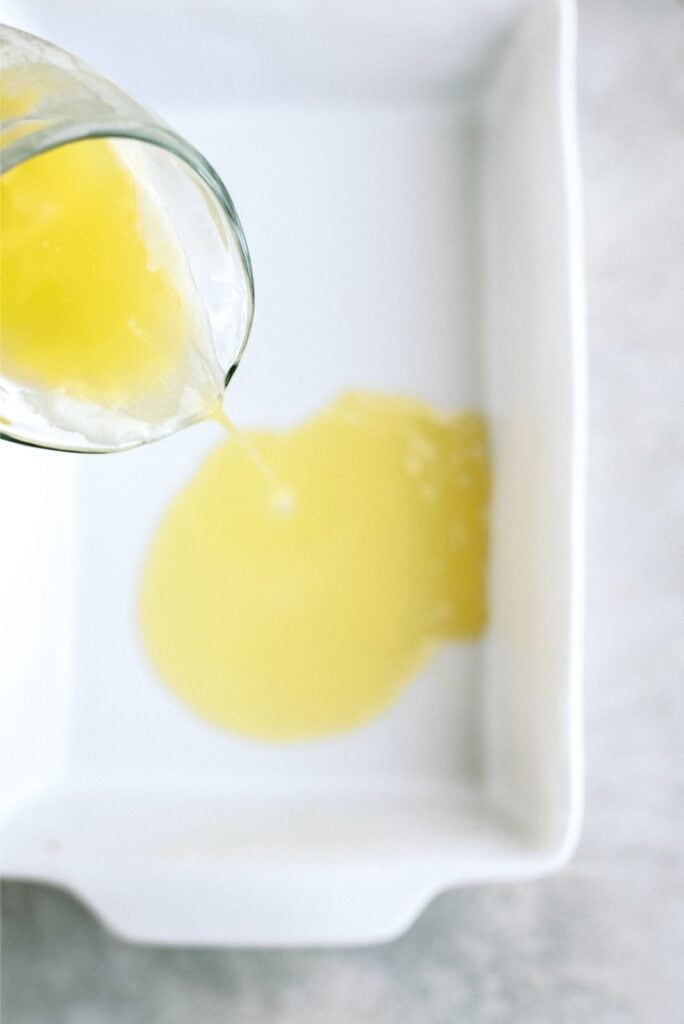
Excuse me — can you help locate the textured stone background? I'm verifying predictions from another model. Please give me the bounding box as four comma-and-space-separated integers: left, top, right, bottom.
2, 1, 683, 1020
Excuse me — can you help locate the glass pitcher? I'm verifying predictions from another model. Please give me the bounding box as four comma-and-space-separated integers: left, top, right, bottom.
0, 24, 254, 453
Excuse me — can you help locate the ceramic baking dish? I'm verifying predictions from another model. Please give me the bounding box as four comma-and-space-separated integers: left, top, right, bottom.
0, 0, 584, 945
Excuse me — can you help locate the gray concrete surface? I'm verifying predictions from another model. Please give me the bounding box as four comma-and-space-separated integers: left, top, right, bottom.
2, 0, 683, 1020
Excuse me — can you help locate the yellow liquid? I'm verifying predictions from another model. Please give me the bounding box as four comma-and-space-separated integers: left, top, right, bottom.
0, 137, 197, 408
140, 392, 489, 741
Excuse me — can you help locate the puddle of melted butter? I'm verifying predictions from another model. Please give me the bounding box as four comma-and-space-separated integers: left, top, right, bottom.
139, 391, 489, 741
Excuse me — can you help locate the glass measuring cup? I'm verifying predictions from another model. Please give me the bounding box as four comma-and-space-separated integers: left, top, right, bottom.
0, 24, 254, 453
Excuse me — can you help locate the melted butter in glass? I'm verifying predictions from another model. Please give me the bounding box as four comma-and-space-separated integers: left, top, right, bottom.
140, 392, 489, 741
1, 137, 190, 406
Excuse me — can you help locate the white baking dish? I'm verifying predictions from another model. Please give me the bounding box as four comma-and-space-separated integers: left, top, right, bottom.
0, 0, 584, 945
